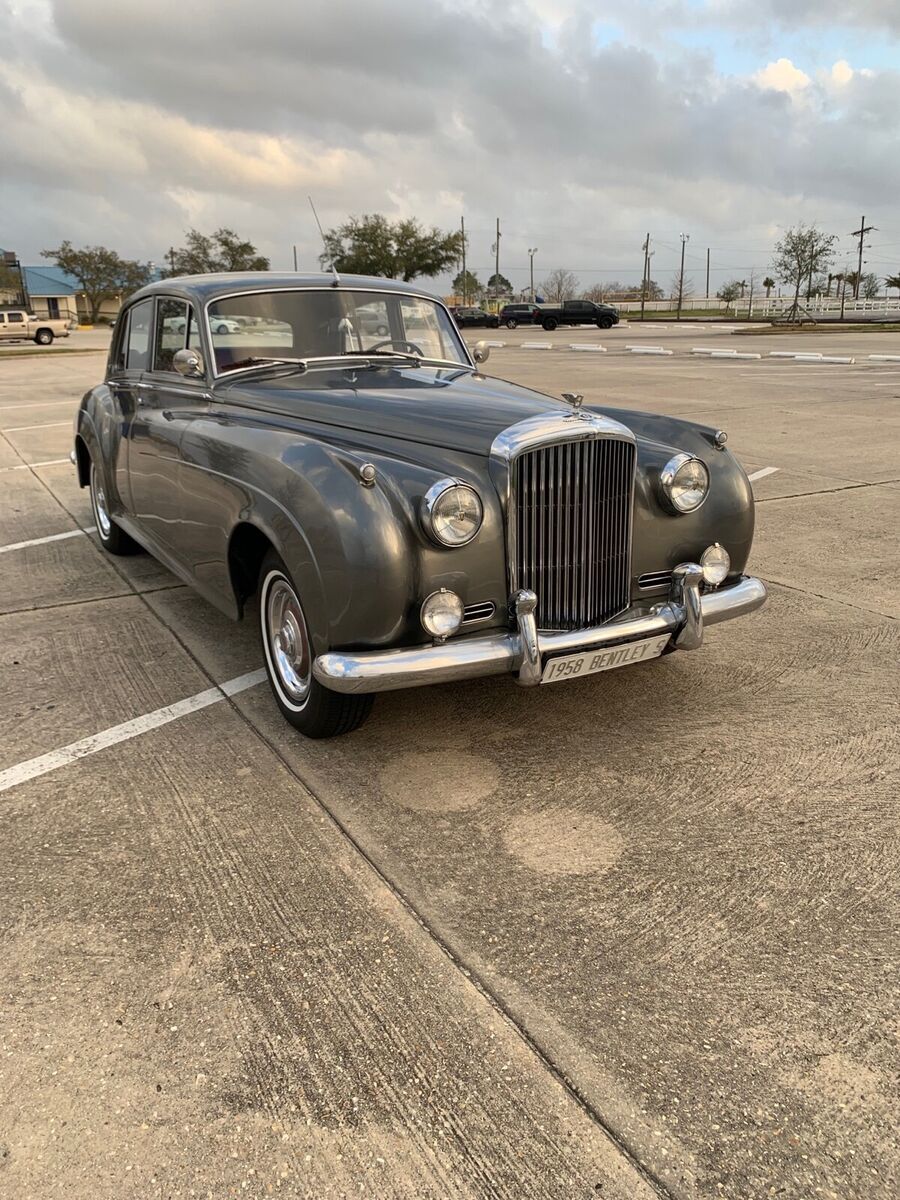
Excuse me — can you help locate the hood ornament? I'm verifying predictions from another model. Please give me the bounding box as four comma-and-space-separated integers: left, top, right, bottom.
562, 391, 584, 410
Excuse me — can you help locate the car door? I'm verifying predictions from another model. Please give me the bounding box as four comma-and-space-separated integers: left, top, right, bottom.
104, 300, 150, 512
127, 295, 208, 560
0, 313, 6, 340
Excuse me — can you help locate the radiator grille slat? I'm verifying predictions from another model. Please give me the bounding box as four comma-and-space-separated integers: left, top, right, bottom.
512, 437, 634, 631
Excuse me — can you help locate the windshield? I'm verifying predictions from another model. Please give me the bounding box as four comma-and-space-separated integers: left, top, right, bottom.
207, 288, 470, 373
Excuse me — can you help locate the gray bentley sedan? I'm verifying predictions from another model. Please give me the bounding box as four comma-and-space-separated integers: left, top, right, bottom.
73, 273, 766, 737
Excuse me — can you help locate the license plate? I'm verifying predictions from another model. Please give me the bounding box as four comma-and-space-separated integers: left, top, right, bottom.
540, 633, 671, 685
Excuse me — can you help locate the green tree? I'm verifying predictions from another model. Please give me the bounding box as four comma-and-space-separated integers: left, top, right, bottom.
771, 224, 837, 321
885, 272, 900, 299
860, 271, 881, 300
41, 242, 152, 322
486, 272, 513, 298
166, 228, 269, 275
320, 214, 463, 282
452, 269, 482, 302
763, 276, 775, 298
717, 280, 742, 310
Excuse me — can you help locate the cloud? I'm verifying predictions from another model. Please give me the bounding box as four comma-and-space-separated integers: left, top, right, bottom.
1, 0, 898, 290
752, 58, 812, 96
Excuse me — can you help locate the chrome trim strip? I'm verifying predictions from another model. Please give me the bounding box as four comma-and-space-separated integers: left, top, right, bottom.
313, 573, 768, 694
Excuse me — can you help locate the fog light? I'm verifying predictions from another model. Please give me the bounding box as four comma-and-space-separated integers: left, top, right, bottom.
421, 588, 464, 640
701, 543, 730, 587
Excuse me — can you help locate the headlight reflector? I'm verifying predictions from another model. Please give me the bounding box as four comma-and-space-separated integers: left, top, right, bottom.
420, 589, 464, 639
660, 454, 709, 513
700, 543, 730, 587
422, 479, 483, 547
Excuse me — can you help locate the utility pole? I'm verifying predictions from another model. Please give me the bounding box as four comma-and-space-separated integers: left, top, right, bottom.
677, 233, 689, 321
640, 233, 650, 321
705, 247, 710, 301
168, 246, 177, 275
849, 215, 876, 299
528, 248, 538, 301
292, 244, 298, 271
492, 217, 501, 307
460, 216, 467, 306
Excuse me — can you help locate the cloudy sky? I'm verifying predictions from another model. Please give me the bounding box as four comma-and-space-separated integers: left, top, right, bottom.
2, 0, 899, 294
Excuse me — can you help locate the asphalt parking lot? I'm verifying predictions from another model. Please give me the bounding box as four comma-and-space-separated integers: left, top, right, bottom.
1, 324, 898, 1199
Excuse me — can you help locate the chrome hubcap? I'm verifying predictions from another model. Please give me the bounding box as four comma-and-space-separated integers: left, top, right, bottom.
91, 466, 111, 538
266, 577, 310, 703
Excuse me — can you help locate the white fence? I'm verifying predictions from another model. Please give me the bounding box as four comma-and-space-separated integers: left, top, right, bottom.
613, 295, 900, 316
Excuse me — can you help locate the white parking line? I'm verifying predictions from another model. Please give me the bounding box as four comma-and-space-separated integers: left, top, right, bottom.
0, 526, 96, 554
747, 467, 780, 482
0, 458, 70, 473
4, 420, 72, 432
0, 669, 268, 795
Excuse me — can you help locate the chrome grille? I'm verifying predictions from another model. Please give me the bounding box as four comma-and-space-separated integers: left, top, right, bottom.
512, 437, 635, 630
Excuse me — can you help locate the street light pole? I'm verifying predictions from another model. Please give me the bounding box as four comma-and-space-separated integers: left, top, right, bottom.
528, 248, 538, 301
677, 233, 689, 321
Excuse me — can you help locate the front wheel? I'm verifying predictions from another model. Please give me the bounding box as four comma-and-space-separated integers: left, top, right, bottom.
598, 317, 613, 329
90, 459, 140, 555
35, 329, 54, 345
259, 551, 374, 738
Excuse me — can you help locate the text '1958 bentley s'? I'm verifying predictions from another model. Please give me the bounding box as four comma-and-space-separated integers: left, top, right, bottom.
74, 273, 767, 737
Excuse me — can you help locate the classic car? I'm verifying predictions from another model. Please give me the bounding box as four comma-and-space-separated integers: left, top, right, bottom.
73, 273, 766, 738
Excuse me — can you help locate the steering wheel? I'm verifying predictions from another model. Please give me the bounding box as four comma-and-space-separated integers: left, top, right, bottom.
367, 339, 423, 356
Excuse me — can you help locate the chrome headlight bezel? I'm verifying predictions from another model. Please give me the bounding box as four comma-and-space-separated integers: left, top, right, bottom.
421, 478, 484, 547
659, 453, 710, 514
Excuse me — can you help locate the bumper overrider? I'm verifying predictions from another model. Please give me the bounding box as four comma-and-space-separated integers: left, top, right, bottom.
314, 566, 767, 695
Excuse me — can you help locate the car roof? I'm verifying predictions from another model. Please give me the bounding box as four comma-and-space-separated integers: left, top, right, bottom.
126, 272, 442, 307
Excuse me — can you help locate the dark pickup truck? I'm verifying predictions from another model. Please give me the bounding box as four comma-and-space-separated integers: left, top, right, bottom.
538, 300, 619, 331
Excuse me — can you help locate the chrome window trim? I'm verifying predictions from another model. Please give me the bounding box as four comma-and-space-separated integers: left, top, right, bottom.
202, 286, 474, 379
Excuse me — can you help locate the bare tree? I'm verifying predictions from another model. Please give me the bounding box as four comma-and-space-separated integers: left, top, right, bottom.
771, 224, 837, 322
669, 270, 695, 301
540, 268, 579, 302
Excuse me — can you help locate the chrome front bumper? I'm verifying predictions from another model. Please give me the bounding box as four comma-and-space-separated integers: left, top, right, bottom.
313, 567, 767, 695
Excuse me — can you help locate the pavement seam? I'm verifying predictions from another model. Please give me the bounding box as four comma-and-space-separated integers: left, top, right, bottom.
764, 576, 897, 622
755, 478, 900, 504
1, 582, 187, 617
3, 426, 676, 1200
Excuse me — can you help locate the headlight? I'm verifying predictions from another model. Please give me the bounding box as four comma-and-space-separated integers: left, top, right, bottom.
421, 479, 484, 547
660, 454, 709, 513
420, 589, 464, 639
701, 543, 730, 586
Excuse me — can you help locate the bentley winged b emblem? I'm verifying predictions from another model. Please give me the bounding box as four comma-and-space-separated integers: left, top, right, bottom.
561, 391, 584, 410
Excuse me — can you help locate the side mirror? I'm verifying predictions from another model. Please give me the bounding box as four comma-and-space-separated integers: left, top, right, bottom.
173, 347, 205, 378
472, 340, 491, 364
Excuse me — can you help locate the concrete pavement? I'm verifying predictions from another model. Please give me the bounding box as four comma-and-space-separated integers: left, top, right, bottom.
1, 325, 897, 1198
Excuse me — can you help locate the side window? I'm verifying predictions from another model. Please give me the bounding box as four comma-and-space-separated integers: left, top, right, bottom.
0, 314, 5, 325
8, 311, 24, 323
154, 298, 196, 372
126, 299, 154, 371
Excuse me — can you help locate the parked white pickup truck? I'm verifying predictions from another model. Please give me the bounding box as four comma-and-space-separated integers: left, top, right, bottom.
0, 309, 72, 345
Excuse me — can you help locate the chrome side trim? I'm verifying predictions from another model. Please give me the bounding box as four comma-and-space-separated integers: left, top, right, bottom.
313, 573, 768, 694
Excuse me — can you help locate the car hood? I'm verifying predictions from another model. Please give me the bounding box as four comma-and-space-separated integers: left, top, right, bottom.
222, 366, 582, 457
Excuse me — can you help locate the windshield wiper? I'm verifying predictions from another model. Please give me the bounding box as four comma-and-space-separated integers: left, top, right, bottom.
220, 356, 309, 378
